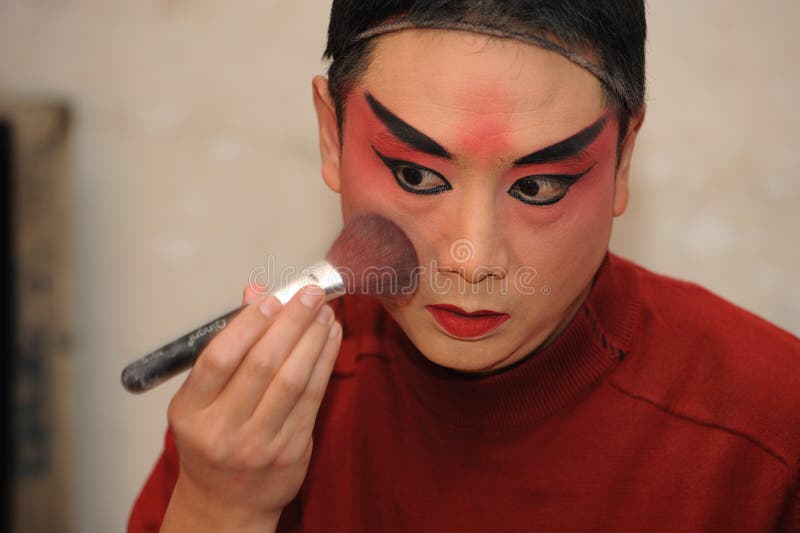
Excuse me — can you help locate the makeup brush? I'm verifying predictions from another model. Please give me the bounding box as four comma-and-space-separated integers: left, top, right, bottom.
121, 213, 419, 393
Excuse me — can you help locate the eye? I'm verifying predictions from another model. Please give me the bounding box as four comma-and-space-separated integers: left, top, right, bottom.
508, 176, 571, 205
507, 165, 595, 206
372, 147, 451, 195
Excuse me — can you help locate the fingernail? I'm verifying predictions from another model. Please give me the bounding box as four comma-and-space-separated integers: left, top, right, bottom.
328, 321, 342, 339
315, 305, 334, 325
300, 285, 324, 309
259, 296, 283, 318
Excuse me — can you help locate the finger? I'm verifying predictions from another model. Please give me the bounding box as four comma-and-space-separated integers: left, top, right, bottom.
218, 302, 335, 424
274, 320, 342, 448
243, 282, 267, 305
213, 285, 326, 418
182, 295, 283, 407
250, 302, 336, 439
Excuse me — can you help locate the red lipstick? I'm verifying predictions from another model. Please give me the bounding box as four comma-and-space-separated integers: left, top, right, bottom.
425, 304, 510, 339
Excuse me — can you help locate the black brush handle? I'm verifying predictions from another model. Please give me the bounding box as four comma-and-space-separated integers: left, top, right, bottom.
122, 260, 345, 394
121, 306, 244, 393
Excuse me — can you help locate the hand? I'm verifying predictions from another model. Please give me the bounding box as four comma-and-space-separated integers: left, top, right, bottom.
161, 284, 341, 531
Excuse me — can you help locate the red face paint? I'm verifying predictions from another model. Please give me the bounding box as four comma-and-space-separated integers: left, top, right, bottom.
454, 88, 514, 163
331, 30, 623, 373
502, 113, 619, 224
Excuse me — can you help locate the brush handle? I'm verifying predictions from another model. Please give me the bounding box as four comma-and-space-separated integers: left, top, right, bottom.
120, 306, 244, 393
121, 261, 345, 393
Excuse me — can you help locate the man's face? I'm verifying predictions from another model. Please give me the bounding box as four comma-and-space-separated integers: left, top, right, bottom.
315, 29, 634, 373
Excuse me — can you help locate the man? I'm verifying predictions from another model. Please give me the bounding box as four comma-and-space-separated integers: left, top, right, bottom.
130, 1, 800, 531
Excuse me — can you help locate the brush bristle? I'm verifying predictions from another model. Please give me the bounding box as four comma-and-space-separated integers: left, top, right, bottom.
325, 213, 419, 298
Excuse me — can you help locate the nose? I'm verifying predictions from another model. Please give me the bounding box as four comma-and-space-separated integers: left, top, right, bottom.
436, 195, 508, 285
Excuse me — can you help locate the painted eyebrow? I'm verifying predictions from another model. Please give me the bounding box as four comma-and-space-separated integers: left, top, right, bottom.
513, 115, 608, 166
365, 92, 452, 159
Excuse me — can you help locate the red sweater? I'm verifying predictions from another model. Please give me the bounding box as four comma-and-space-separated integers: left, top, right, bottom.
129, 253, 800, 532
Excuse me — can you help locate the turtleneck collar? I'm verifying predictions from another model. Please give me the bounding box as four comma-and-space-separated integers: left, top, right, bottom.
379, 252, 641, 431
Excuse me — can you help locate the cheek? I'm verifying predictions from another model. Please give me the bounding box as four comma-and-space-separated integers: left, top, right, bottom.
555, 172, 615, 278
562, 160, 618, 232
505, 120, 620, 246
339, 132, 452, 266
339, 142, 397, 217
339, 109, 454, 255
338, 93, 399, 220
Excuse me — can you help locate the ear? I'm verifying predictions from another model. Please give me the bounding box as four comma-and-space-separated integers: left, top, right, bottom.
612, 106, 646, 217
312, 75, 342, 193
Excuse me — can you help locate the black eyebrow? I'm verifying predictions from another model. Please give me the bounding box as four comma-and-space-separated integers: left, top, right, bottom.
365, 92, 452, 159
513, 115, 608, 166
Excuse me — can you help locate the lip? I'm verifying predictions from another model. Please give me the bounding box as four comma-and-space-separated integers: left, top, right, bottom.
425, 304, 510, 340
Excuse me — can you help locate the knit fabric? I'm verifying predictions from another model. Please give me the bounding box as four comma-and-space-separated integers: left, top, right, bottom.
129, 253, 800, 532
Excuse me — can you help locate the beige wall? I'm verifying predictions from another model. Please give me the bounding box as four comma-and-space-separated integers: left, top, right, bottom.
0, 1, 797, 531
613, 1, 800, 334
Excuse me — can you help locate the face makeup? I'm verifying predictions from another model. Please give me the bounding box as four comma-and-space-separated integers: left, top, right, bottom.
324, 29, 627, 373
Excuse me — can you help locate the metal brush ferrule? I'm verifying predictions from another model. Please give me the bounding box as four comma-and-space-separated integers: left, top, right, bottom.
269, 259, 345, 305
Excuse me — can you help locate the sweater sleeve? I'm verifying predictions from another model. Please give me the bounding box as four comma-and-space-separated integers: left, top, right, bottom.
127, 428, 180, 533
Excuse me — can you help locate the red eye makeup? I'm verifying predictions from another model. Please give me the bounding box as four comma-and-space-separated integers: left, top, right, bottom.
361, 91, 613, 207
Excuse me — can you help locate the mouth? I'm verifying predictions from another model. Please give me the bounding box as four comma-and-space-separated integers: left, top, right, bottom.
425, 304, 510, 340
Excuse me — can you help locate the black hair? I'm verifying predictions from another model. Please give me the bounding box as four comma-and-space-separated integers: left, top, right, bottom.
323, 0, 646, 146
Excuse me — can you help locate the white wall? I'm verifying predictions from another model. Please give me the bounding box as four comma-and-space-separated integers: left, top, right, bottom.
0, 1, 797, 531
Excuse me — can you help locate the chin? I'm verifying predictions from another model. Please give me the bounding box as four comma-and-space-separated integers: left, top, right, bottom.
401, 318, 525, 373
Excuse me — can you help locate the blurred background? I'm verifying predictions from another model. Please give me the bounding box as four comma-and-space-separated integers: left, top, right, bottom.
0, 0, 798, 531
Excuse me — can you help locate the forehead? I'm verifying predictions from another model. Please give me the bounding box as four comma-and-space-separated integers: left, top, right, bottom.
357, 29, 606, 157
